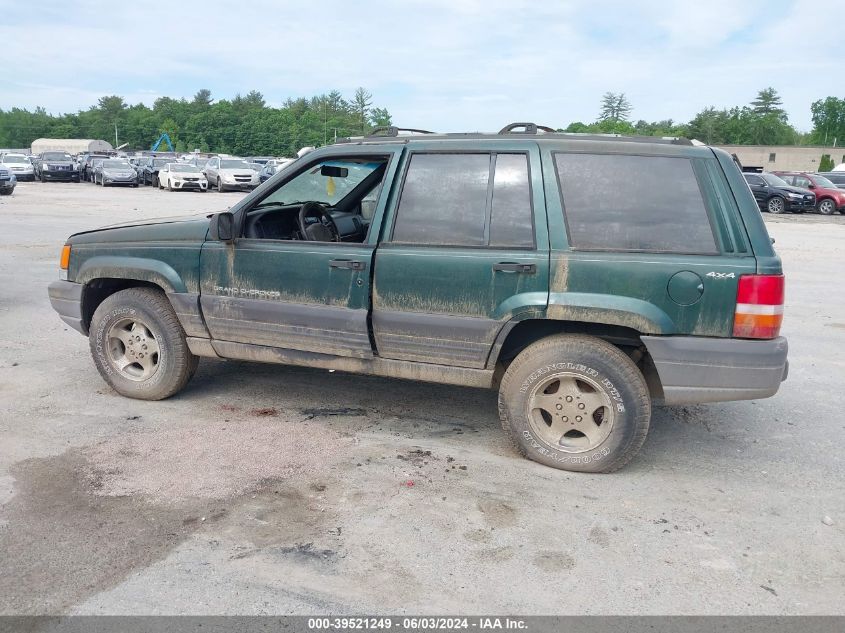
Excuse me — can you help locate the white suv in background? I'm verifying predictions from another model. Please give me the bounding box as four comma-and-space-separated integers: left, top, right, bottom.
1, 153, 35, 181
202, 157, 259, 192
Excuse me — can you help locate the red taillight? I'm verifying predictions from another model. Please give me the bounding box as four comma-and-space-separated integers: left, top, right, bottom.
733, 274, 784, 339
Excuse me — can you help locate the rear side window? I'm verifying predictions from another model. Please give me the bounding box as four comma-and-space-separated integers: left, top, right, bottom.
392, 153, 534, 248
554, 153, 717, 254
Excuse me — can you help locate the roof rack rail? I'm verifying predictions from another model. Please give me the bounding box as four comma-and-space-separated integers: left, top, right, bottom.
498, 122, 557, 135
368, 126, 436, 137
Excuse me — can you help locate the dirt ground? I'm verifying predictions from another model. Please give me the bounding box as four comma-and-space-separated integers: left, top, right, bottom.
0, 182, 842, 615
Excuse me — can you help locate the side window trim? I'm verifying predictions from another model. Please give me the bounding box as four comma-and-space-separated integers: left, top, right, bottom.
389, 150, 536, 250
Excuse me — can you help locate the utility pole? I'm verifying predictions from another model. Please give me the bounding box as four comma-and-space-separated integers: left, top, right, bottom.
114, 122, 119, 147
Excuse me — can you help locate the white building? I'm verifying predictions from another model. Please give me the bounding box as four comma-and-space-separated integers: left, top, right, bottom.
31, 139, 114, 155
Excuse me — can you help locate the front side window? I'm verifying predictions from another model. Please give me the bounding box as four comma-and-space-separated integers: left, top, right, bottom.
745, 175, 764, 186
392, 153, 534, 248
555, 153, 717, 254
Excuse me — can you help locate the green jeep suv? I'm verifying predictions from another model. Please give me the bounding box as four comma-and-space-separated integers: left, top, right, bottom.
48, 124, 788, 472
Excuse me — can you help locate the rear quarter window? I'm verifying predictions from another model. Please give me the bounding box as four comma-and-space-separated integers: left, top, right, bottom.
554, 153, 718, 254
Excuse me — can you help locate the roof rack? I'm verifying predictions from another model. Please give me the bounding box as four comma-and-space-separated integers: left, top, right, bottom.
498, 122, 557, 135
368, 126, 436, 137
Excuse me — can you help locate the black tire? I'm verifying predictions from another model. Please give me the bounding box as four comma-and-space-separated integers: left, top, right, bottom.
217, 178, 224, 193
72, 176, 80, 183
817, 198, 836, 215
166, 178, 173, 191
766, 196, 785, 214
153, 174, 159, 188
0, 189, 11, 196
40, 173, 46, 183
89, 287, 198, 400
497, 334, 651, 473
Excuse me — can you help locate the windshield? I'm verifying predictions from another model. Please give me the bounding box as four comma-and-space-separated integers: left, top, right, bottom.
171, 164, 197, 173
2, 155, 29, 163
762, 173, 789, 187
153, 159, 171, 168
43, 152, 72, 161
220, 159, 251, 169
813, 175, 837, 188
258, 159, 384, 206
103, 160, 131, 168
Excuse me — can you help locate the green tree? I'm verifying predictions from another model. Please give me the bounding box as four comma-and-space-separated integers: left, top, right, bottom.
750, 87, 786, 119
819, 154, 834, 172
598, 92, 632, 123
810, 97, 845, 145
353, 87, 372, 133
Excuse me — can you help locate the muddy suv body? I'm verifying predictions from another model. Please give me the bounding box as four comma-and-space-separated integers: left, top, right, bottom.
48, 124, 788, 472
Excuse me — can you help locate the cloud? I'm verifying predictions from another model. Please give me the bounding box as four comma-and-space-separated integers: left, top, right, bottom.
1, 0, 835, 132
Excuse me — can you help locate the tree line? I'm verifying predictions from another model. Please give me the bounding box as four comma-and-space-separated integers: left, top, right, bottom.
0, 88, 392, 156
564, 88, 845, 152
2, 86, 844, 155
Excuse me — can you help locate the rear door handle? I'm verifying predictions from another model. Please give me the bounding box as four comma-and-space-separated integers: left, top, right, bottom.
493, 262, 536, 274
329, 259, 366, 271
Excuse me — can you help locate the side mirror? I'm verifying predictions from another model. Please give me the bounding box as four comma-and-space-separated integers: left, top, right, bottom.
212, 212, 235, 241
808, 183, 816, 189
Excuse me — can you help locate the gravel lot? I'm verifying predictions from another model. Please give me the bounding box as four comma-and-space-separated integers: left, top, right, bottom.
0, 182, 843, 615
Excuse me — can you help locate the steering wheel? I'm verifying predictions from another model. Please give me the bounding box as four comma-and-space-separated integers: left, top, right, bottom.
298, 202, 340, 242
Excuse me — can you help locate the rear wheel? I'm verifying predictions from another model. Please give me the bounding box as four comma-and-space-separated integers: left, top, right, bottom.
89, 288, 198, 400
498, 334, 651, 473
818, 198, 835, 215
766, 196, 785, 214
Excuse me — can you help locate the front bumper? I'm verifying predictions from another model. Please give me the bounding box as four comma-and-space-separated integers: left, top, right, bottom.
42, 169, 79, 181
172, 180, 208, 190
9, 169, 34, 181
102, 175, 137, 185
642, 335, 788, 405
785, 197, 815, 211
48, 280, 86, 334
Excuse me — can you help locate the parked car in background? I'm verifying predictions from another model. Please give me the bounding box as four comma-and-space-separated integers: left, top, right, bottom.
35, 151, 80, 183
246, 156, 275, 166
774, 171, 845, 215
0, 165, 16, 195
822, 172, 845, 189
93, 159, 139, 187
140, 157, 174, 187
0, 153, 35, 181
158, 162, 208, 191
82, 154, 110, 182
258, 162, 277, 183
203, 156, 259, 192
743, 172, 815, 214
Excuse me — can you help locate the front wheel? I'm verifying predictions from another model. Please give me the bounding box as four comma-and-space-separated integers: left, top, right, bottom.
217, 178, 224, 193
89, 287, 198, 400
818, 199, 835, 215
498, 334, 651, 473
767, 196, 785, 214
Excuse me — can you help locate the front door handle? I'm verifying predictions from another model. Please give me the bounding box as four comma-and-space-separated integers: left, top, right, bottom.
493, 262, 536, 274
329, 259, 366, 271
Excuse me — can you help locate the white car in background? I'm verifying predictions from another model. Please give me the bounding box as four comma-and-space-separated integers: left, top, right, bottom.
202, 156, 259, 192
1, 153, 35, 181
158, 162, 208, 192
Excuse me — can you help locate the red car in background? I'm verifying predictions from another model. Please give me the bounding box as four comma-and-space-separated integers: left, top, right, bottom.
773, 171, 845, 215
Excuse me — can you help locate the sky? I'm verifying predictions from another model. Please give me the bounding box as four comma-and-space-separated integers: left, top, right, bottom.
0, 0, 837, 133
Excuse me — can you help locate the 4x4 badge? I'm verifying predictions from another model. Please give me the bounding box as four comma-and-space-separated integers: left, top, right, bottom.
706, 272, 736, 279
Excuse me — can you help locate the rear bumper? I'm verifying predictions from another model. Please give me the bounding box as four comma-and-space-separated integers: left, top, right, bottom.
48, 280, 86, 335
642, 335, 788, 405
